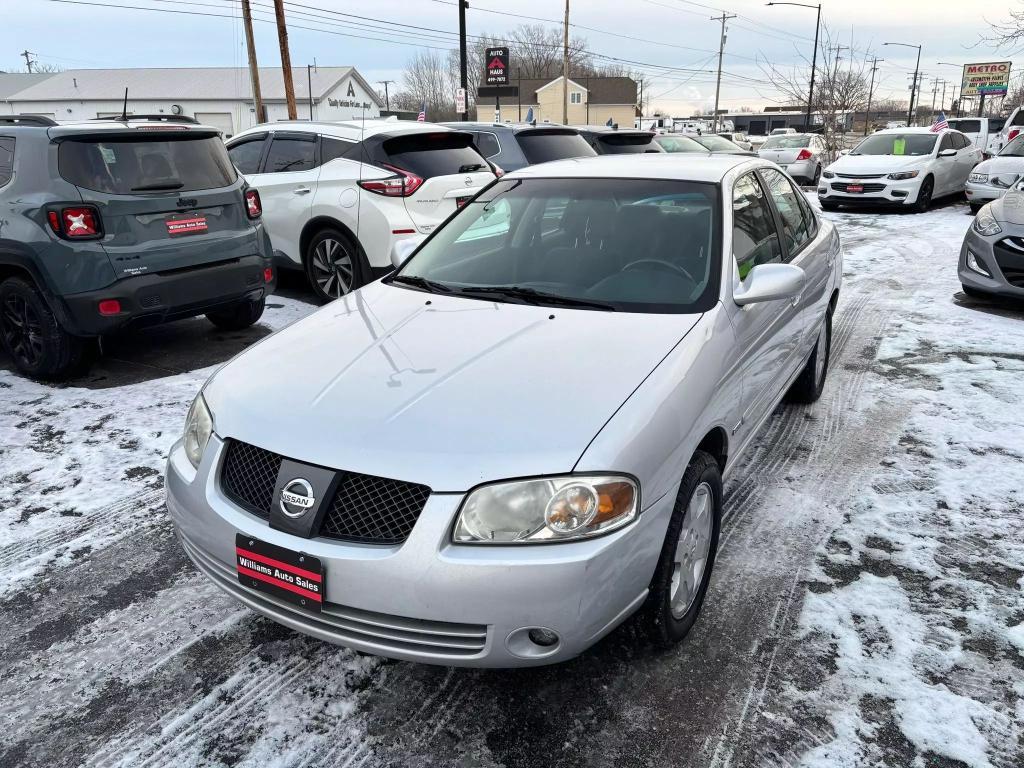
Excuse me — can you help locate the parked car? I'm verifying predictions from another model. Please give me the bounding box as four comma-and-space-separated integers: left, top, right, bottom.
0, 114, 274, 380
965, 134, 1024, 213
438, 122, 595, 172
947, 117, 1005, 156
692, 134, 754, 155
226, 120, 495, 302
958, 188, 1024, 300
819, 127, 981, 212
718, 131, 753, 151
758, 133, 827, 185
654, 134, 709, 153
770, 127, 798, 136
993, 106, 1024, 154
166, 154, 842, 667
574, 127, 665, 154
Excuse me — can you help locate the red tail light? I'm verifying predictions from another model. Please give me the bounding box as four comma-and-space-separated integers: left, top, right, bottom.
795, 148, 813, 161
1010, 129, 1020, 141
97, 299, 122, 316
245, 189, 262, 219
49, 206, 102, 239
263, 267, 274, 283
357, 165, 425, 197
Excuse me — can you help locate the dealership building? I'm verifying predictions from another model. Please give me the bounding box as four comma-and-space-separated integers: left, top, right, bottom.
0, 66, 383, 136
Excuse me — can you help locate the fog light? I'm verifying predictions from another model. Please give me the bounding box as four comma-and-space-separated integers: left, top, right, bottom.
98, 299, 121, 316
966, 250, 991, 277
528, 628, 559, 647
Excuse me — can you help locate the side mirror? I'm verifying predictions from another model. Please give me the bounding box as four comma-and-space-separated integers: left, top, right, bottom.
734, 263, 806, 306
390, 237, 422, 269
939, 148, 956, 158
839, 149, 850, 156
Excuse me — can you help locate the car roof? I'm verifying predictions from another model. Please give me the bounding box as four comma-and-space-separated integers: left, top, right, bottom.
504, 153, 757, 182
871, 127, 949, 135
573, 125, 654, 135
231, 119, 459, 142
439, 122, 579, 134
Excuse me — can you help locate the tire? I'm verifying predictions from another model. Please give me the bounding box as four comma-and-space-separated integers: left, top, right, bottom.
811, 164, 822, 186
305, 228, 366, 304
969, 204, 982, 215
913, 176, 934, 213
0, 277, 88, 380
788, 306, 832, 403
206, 297, 266, 330
820, 201, 839, 212
642, 450, 723, 648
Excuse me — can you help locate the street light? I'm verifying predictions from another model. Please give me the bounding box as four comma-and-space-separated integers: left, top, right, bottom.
883, 42, 922, 126
767, 2, 822, 132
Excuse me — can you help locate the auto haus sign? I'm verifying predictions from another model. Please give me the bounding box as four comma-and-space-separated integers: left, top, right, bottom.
485, 47, 510, 86
961, 62, 1012, 98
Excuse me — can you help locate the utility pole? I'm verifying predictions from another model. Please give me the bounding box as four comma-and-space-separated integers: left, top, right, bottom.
940, 79, 947, 112
864, 56, 882, 136
562, 0, 570, 125
711, 13, 736, 134
458, 0, 468, 121
272, 0, 298, 120
908, 48, 922, 125
307, 64, 314, 120
21, 50, 36, 73
378, 80, 394, 112
930, 77, 940, 118
240, 0, 265, 123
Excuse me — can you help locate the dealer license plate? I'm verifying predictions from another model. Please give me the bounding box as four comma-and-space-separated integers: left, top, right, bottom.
235, 534, 324, 613
166, 214, 209, 236
846, 184, 864, 194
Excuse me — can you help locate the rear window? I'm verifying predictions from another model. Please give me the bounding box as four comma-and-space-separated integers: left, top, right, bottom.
596, 133, 663, 154
59, 135, 236, 194
516, 130, 595, 164
761, 136, 810, 149
381, 132, 487, 179
989, 117, 1006, 132
1012, 111, 1024, 127
948, 119, 981, 133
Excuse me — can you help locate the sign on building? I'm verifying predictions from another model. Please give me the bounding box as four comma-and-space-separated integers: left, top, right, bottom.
961, 62, 1012, 98
485, 47, 510, 86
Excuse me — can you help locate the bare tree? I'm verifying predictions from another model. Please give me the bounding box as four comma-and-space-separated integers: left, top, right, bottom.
983, 1, 1024, 49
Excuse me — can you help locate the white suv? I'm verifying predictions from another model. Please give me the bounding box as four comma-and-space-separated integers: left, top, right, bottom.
227, 120, 495, 302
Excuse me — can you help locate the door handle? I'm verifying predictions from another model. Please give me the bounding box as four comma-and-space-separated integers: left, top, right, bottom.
293, 187, 311, 195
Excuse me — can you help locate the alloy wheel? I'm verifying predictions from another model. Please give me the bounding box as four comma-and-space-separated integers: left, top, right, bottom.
670, 482, 715, 619
1, 293, 44, 368
814, 322, 828, 384
311, 238, 355, 299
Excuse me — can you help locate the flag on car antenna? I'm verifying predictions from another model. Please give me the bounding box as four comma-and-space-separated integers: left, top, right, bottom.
417, 102, 426, 122
930, 112, 949, 133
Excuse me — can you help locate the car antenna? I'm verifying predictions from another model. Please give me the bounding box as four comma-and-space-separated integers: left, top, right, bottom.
120, 87, 128, 122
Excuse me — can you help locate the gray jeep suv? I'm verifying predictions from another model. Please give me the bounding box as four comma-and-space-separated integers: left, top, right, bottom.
0, 115, 275, 379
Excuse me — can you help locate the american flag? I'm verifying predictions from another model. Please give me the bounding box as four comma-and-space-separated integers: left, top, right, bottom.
930, 111, 949, 133
417, 102, 426, 122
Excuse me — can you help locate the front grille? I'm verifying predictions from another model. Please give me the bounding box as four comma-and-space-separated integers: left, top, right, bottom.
220, 440, 431, 544
222, 440, 282, 519
994, 238, 1024, 287
836, 173, 885, 179
832, 182, 886, 193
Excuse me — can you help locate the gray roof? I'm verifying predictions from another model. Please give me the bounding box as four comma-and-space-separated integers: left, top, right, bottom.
0, 73, 55, 100
5, 67, 384, 106
476, 76, 637, 106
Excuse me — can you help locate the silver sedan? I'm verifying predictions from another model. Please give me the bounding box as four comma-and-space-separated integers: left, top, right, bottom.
959, 189, 1024, 300
758, 133, 828, 185
166, 155, 842, 667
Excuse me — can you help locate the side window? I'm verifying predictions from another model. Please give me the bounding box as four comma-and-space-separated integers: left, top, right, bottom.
264, 136, 316, 173
0, 137, 14, 187
938, 133, 954, 153
322, 136, 356, 165
476, 132, 501, 158
732, 172, 783, 279
957, 133, 972, 150
227, 136, 266, 174
760, 168, 812, 257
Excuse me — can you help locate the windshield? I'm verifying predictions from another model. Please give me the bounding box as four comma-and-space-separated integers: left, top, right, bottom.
695, 135, 744, 153
851, 133, 936, 156
761, 136, 811, 149
999, 135, 1024, 157
655, 135, 707, 153
392, 177, 721, 314
58, 135, 236, 193
516, 131, 595, 164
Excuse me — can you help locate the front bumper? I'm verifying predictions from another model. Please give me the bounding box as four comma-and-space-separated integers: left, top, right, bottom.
817, 175, 922, 207
165, 436, 672, 668
785, 159, 818, 181
964, 181, 1006, 205
59, 254, 275, 336
959, 228, 1024, 299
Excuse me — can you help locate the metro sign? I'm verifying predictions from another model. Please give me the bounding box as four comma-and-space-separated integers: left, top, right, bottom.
485, 47, 510, 86
961, 61, 1012, 98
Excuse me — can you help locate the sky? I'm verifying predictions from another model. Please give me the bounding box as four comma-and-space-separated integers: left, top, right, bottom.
1, 0, 1015, 115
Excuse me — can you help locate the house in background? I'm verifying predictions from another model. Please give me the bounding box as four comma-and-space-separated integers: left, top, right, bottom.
475, 75, 637, 127
2, 67, 383, 136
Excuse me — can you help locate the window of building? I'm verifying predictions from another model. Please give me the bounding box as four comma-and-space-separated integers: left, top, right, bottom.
570, 92, 583, 104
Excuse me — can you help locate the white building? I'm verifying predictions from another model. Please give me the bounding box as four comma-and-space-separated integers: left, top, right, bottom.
1, 66, 384, 136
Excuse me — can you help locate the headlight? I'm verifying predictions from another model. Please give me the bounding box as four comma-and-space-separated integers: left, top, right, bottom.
183, 393, 214, 469
973, 205, 1003, 237
887, 170, 920, 180
822, 170, 835, 179
453, 475, 639, 543
969, 172, 989, 184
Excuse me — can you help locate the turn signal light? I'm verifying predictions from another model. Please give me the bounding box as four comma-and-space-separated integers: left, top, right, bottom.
245, 189, 262, 219
48, 206, 102, 239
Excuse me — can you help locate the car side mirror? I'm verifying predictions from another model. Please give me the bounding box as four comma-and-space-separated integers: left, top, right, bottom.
390, 237, 422, 269
939, 149, 956, 158
839, 149, 850, 156
734, 263, 806, 306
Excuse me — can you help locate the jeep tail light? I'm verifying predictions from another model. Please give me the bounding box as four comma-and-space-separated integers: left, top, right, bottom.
245, 189, 262, 219
795, 148, 813, 161
47, 211, 61, 234
357, 164, 424, 197
57, 206, 102, 238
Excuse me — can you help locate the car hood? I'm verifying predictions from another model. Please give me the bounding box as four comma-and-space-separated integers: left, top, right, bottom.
974, 156, 1024, 181
991, 190, 1024, 225
827, 154, 926, 174
205, 281, 701, 491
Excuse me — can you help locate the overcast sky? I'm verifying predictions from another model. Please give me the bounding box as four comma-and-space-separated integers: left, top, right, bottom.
2, 0, 1014, 114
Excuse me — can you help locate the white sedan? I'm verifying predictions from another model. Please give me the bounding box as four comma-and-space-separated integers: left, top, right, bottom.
965, 134, 1024, 213
818, 127, 981, 212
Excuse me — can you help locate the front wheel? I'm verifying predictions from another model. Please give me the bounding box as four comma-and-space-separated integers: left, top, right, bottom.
788, 307, 832, 403
0, 277, 88, 380
969, 204, 982, 215
913, 177, 934, 213
206, 297, 265, 330
642, 450, 723, 648
820, 200, 839, 212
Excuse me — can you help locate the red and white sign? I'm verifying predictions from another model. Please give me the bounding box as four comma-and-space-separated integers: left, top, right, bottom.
166, 215, 208, 236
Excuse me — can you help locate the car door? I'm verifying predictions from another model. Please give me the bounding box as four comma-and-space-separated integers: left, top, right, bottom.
760, 167, 831, 358
725, 171, 804, 447
954, 131, 982, 184
934, 132, 959, 195
246, 131, 320, 263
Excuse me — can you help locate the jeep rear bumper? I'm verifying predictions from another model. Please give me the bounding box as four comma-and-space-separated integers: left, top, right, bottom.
59, 254, 276, 336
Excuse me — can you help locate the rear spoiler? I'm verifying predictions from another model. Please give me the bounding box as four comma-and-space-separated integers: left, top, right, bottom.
90, 114, 199, 125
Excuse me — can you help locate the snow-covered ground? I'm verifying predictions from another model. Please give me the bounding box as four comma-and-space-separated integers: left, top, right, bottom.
0, 200, 1021, 768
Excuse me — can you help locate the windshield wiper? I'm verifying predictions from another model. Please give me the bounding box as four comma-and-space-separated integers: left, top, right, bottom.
388, 274, 455, 295
132, 181, 184, 191
454, 285, 616, 311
